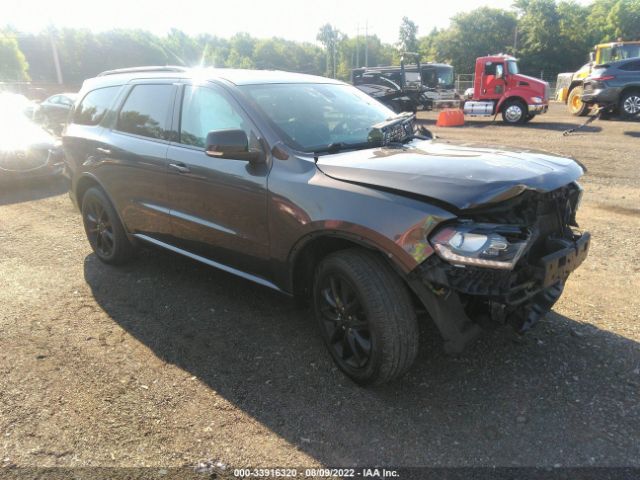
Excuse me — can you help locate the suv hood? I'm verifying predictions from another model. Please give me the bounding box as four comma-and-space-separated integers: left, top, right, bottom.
315, 140, 584, 210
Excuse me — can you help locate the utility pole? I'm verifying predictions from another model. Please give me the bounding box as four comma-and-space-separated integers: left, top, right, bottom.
364, 20, 368, 67
332, 40, 337, 78
513, 25, 518, 57
356, 24, 360, 68
50, 34, 63, 85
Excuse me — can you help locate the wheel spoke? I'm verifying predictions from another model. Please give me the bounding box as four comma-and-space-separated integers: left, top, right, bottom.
329, 277, 342, 308
345, 330, 364, 366
322, 288, 337, 309
102, 230, 114, 247
351, 329, 372, 354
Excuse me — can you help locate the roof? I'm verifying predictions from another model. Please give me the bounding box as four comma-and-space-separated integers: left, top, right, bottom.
90, 66, 343, 87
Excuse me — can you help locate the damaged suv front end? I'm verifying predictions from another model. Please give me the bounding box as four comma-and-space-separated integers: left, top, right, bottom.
407, 182, 589, 353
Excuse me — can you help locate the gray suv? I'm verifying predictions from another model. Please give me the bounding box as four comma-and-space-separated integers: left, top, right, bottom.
582, 58, 640, 118
64, 66, 590, 385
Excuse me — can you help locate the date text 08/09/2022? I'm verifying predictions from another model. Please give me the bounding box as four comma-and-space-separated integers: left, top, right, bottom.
232, 467, 400, 478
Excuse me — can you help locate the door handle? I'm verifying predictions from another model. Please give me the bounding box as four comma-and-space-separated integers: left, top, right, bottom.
96, 147, 111, 155
168, 162, 191, 174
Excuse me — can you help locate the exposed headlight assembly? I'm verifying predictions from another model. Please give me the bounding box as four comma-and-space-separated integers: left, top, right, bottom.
430, 223, 531, 270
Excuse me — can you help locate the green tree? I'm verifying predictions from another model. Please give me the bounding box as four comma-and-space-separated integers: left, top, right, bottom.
0, 32, 30, 81
431, 7, 517, 74
398, 16, 419, 53
607, 0, 640, 40
316, 23, 343, 77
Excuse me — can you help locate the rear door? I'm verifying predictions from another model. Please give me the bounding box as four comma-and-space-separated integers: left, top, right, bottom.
165, 82, 271, 279
98, 81, 177, 240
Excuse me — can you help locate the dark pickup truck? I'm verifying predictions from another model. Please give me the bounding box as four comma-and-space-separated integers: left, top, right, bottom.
63, 66, 589, 385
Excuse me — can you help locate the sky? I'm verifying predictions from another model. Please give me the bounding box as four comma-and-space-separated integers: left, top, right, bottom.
7, 0, 594, 44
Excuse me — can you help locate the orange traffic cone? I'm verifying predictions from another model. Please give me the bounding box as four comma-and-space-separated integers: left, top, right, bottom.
436, 109, 465, 127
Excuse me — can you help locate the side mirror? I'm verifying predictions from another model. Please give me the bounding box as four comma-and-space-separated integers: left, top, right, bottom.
205, 129, 264, 163
496, 69, 504, 80
589, 52, 595, 63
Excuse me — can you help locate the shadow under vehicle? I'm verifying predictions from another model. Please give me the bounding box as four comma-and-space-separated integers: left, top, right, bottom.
64, 66, 589, 385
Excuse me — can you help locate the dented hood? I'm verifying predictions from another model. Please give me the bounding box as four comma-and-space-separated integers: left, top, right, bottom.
315, 140, 585, 210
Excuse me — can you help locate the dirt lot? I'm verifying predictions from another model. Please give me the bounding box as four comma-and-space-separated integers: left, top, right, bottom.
1, 104, 639, 470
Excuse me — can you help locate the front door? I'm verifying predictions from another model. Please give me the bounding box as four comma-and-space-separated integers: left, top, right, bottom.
166, 83, 271, 279
480, 61, 505, 99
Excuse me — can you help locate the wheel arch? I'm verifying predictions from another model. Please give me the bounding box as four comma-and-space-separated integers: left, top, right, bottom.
75, 173, 133, 240
288, 231, 407, 301
496, 95, 528, 114
620, 85, 640, 98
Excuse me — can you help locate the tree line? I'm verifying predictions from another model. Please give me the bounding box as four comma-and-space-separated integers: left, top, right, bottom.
1, 0, 639, 85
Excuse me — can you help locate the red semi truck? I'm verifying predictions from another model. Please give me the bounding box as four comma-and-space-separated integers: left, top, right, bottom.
463, 55, 550, 124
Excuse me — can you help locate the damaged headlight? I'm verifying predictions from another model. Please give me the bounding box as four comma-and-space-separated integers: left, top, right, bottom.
430, 223, 530, 270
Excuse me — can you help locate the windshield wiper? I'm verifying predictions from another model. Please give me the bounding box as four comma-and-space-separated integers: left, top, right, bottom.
312, 141, 381, 161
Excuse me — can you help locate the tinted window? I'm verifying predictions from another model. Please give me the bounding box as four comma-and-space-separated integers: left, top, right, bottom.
507, 61, 519, 75
179, 85, 245, 148
117, 84, 174, 140
73, 86, 120, 126
620, 61, 640, 71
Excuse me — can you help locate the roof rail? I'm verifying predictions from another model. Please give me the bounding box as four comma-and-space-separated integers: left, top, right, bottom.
97, 66, 189, 77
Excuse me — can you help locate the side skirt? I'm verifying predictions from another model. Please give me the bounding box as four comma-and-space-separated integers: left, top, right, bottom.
134, 234, 287, 295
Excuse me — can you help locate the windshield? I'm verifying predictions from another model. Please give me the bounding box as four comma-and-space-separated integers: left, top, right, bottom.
240, 83, 395, 152
507, 60, 519, 75
600, 45, 640, 63
435, 66, 454, 88
404, 71, 421, 84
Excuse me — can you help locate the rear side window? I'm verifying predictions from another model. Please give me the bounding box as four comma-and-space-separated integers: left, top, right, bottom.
620, 61, 640, 71
117, 84, 175, 140
73, 86, 120, 126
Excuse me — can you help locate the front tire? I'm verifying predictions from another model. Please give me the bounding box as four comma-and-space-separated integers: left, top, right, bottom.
501, 100, 528, 124
619, 90, 640, 119
82, 187, 135, 265
568, 86, 590, 116
313, 249, 419, 385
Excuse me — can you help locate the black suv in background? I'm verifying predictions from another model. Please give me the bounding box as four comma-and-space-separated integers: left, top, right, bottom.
582, 58, 640, 118
63, 66, 590, 385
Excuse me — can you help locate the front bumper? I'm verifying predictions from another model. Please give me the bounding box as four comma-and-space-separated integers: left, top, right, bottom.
528, 104, 548, 114
0, 148, 64, 181
408, 228, 590, 353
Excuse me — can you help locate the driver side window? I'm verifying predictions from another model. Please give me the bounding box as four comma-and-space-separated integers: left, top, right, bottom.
179, 85, 246, 148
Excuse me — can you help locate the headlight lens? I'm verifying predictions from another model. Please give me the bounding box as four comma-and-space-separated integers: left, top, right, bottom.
430, 223, 530, 270
532, 96, 543, 104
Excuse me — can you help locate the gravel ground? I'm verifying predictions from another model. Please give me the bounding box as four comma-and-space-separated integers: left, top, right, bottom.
0, 104, 639, 470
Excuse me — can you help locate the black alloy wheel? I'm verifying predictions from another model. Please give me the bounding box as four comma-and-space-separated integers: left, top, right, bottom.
81, 187, 135, 265
317, 272, 372, 370
84, 196, 115, 258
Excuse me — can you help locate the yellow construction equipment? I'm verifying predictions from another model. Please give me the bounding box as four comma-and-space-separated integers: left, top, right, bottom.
556, 41, 640, 116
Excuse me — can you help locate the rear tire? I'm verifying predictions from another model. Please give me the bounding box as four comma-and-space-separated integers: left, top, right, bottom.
313, 248, 419, 385
81, 187, 135, 265
501, 99, 528, 124
619, 90, 640, 119
568, 86, 590, 116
